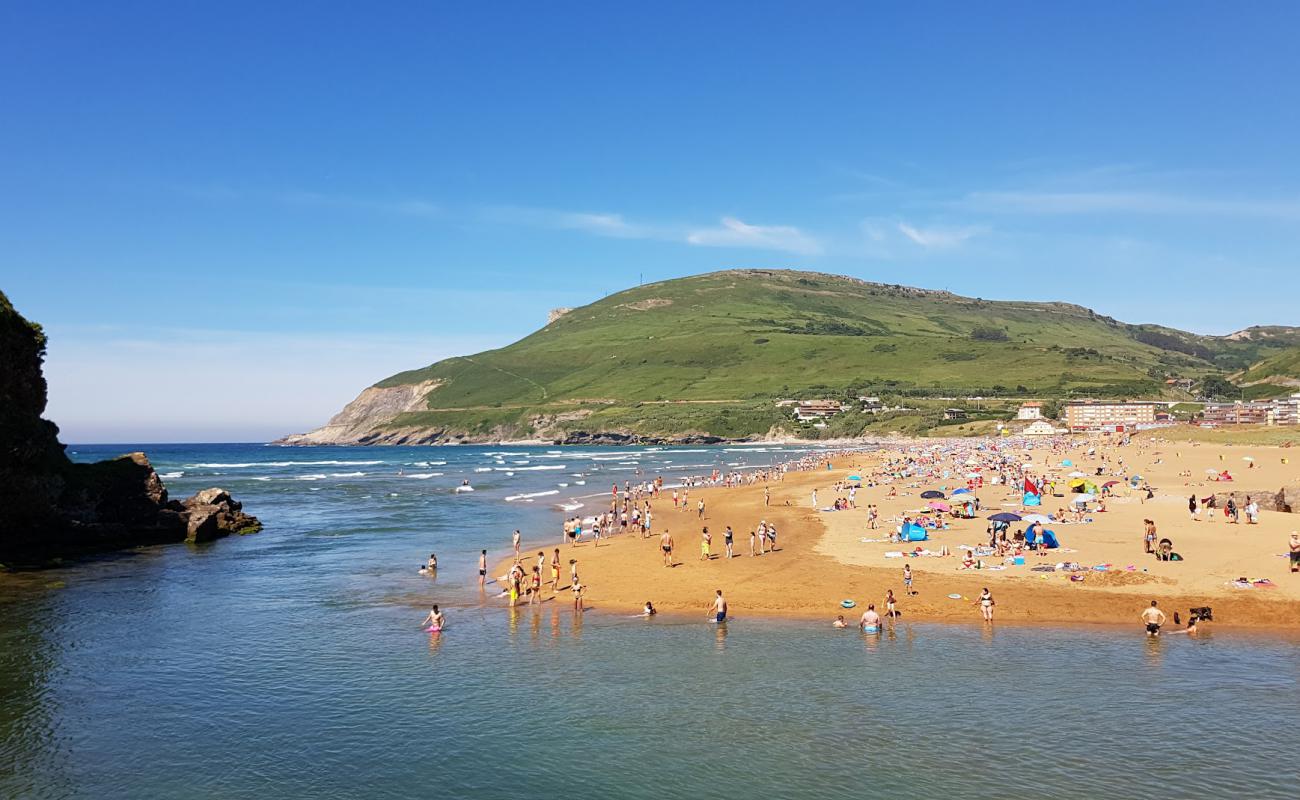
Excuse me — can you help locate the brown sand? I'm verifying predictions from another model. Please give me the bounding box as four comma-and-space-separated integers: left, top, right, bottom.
498, 435, 1300, 628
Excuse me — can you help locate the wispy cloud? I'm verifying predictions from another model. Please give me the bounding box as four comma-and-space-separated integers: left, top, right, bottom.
959, 190, 1300, 221
896, 221, 986, 249
279, 190, 443, 219
686, 216, 822, 255
482, 206, 659, 239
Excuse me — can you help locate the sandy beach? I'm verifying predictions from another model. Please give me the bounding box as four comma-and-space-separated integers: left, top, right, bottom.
497, 431, 1300, 628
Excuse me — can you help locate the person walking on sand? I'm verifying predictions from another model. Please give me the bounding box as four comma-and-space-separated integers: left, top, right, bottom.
749, 528, 756, 557
700, 527, 712, 560
512, 529, 521, 558
1142, 600, 1166, 636
868, 504, 879, 530
757, 523, 768, 555
903, 563, 915, 596
550, 549, 561, 590
1188, 494, 1199, 521
885, 589, 897, 619
978, 588, 995, 622
1245, 497, 1259, 525
710, 589, 727, 623
1143, 520, 1157, 555
661, 530, 674, 567
811, 489, 818, 508
764, 487, 770, 506
697, 499, 706, 519
724, 526, 735, 559
478, 550, 488, 586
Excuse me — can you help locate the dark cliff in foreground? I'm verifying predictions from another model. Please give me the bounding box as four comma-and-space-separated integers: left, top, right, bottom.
0, 291, 261, 566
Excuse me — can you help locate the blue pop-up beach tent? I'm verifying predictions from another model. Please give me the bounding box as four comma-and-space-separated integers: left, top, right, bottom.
1023, 492, 1042, 506
1041, 529, 1061, 549
901, 523, 928, 542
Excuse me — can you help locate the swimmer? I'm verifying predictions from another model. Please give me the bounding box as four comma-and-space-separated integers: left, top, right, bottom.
710, 589, 727, 623
421, 604, 446, 632
1168, 615, 1200, 635
643, 601, 657, 617
832, 615, 847, 629
1141, 600, 1166, 636
859, 604, 881, 631
426, 553, 438, 571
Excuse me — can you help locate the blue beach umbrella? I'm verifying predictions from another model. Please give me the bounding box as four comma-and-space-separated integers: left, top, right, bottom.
988, 512, 1022, 522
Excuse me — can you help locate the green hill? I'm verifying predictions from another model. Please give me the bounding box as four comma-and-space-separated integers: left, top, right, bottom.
1235, 345, 1300, 395
281, 269, 1299, 443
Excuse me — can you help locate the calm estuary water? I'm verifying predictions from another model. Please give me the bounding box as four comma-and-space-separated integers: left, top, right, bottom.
1, 444, 1295, 799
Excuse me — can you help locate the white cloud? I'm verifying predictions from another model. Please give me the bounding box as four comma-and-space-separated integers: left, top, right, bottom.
896, 221, 986, 249
686, 216, 822, 255
960, 190, 1300, 220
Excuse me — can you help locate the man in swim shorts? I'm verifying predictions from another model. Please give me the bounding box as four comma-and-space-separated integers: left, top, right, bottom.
859, 604, 881, 631
1141, 600, 1166, 636
478, 550, 487, 585
661, 530, 674, 567
712, 589, 727, 623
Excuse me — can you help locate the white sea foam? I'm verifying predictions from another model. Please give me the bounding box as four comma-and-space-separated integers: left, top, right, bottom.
188, 460, 384, 468
505, 490, 559, 502
474, 467, 493, 473
404, 472, 443, 479
559, 502, 584, 511
295, 474, 329, 481
330, 472, 366, 477
159, 471, 184, 479
494, 465, 564, 471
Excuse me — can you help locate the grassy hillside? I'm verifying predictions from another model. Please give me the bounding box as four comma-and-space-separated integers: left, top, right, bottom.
341, 269, 1294, 441
1235, 346, 1300, 395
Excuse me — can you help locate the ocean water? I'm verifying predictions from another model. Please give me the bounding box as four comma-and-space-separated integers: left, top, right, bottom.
0, 443, 1295, 799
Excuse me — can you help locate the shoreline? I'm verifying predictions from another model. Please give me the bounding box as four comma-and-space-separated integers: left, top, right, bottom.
495, 440, 1300, 630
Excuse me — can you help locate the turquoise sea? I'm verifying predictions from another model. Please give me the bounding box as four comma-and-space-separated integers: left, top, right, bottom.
1, 444, 1295, 799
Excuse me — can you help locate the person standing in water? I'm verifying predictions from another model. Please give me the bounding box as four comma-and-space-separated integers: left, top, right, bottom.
859, 604, 881, 631
1142, 600, 1167, 636
711, 589, 727, 623
478, 550, 487, 586
978, 588, 995, 622
421, 605, 446, 632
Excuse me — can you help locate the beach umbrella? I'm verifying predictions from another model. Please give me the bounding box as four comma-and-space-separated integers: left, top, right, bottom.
1071, 494, 1095, 505
1068, 478, 1086, 488
965, 472, 981, 479
920, 490, 945, 499
928, 501, 950, 511
1102, 480, 1121, 487
951, 488, 971, 495
1061, 459, 1073, 466
1068, 470, 1086, 478
1023, 513, 1053, 524
848, 475, 861, 481
989, 512, 1022, 522
1203, 468, 1218, 474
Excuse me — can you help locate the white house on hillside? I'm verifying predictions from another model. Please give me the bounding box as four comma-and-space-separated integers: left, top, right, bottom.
1016, 402, 1043, 420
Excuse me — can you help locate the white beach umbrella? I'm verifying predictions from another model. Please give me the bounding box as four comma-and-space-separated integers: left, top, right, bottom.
1068, 470, 1086, 478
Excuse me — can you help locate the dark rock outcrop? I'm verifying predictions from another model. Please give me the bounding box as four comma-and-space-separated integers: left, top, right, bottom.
0, 290, 260, 565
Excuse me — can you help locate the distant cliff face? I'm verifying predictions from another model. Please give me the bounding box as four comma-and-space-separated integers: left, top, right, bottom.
0, 291, 261, 564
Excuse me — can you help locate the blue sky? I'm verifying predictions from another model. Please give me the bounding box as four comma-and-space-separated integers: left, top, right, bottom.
2, 2, 1298, 441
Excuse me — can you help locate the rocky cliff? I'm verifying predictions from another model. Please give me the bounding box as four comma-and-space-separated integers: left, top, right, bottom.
0, 291, 261, 565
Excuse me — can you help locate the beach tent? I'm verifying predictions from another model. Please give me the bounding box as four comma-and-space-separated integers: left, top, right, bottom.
901, 523, 928, 542
1040, 529, 1061, 549
1023, 492, 1042, 506
1061, 459, 1073, 466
